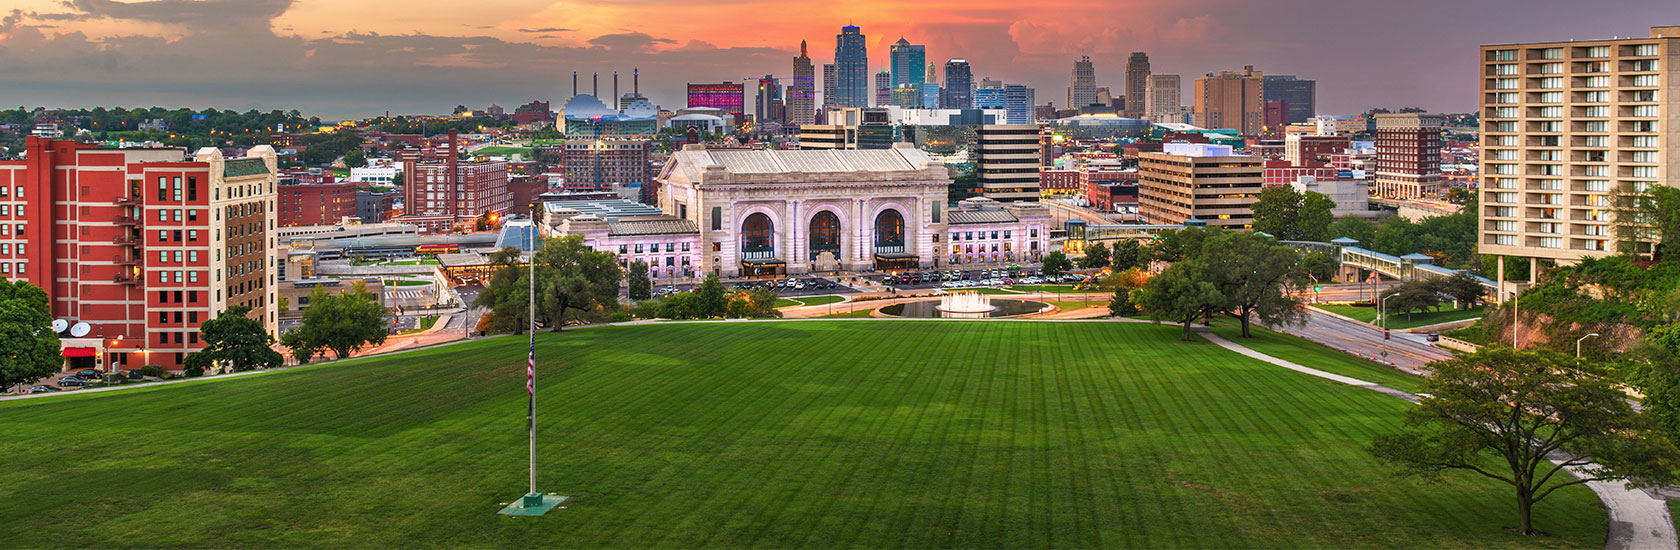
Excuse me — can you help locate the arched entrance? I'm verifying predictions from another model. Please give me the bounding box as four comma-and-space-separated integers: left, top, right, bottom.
809, 211, 841, 261
741, 212, 783, 277
872, 209, 917, 272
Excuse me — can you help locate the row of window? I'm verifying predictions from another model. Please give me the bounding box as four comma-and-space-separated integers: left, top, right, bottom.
618, 242, 692, 254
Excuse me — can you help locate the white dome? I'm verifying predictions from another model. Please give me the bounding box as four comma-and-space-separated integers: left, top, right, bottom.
560, 94, 614, 119
621, 98, 658, 119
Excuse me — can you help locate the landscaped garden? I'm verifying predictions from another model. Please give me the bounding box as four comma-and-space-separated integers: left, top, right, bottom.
0, 321, 1601, 548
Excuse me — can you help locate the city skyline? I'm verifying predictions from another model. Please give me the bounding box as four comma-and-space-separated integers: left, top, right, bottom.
1, 0, 1678, 118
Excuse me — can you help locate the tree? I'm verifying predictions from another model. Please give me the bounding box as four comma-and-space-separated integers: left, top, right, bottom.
1252, 186, 1335, 242
659, 292, 699, 319
1371, 347, 1680, 535
532, 234, 623, 331
1380, 280, 1443, 322
1202, 231, 1307, 338
1041, 251, 1072, 277
694, 274, 729, 318
1104, 268, 1150, 317
284, 283, 388, 360
1150, 226, 1219, 263
1294, 250, 1338, 286
1439, 271, 1488, 308
1298, 191, 1335, 242
472, 247, 530, 334
0, 280, 60, 392
746, 287, 783, 318
1327, 217, 1376, 247
627, 261, 653, 300
1110, 239, 1145, 271
343, 148, 367, 168
1078, 241, 1111, 269
1140, 260, 1225, 341
184, 306, 281, 375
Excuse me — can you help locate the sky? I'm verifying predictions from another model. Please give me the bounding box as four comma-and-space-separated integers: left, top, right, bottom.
3, 0, 1679, 120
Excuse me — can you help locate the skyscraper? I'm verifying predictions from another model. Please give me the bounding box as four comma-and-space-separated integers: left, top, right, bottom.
755, 75, 783, 126
875, 70, 893, 107
1194, 66, 1265, 135
1068, 56, 1097, 108
1371, 113, 1443, 200
890, 38, 927, 89
833, 25, 869, 108
1261, 75, 1317, 124
1145, 74, 1181, 122
789, 41, 816, 125
821, 63, 837, 109
1125, 52, 1151, 118
942, 59, 973, 109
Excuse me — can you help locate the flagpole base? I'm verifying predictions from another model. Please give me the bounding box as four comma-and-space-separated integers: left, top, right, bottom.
497, 492, 568, 516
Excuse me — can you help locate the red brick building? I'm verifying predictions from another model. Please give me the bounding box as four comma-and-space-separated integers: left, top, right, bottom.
397, 131, 513, 232
279, 181, 357, 226
0, 137, 277, 371
1081, 167, 1139, 211
1039, 169, 1079, 197
1263, 160, 1336, 186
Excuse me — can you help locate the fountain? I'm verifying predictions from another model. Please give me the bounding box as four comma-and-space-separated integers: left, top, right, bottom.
936, 291, 996, 315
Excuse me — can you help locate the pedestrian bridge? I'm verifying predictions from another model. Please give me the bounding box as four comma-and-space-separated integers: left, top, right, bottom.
1282, 239, 1497, 291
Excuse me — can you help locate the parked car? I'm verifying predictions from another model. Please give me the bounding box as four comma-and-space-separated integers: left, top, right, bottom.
56, 377, 85, 388
26, 385, 60, 394
75, 369, 103, 380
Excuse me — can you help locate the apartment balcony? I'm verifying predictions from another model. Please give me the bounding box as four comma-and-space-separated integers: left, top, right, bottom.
113, 255, 140, 266
112, 234, 141, 246
113, 215, 140, 226
113, 272, 141, 285
114, 196, 141, 206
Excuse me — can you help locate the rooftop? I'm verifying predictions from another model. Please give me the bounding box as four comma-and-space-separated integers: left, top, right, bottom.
543, 199, 664, 221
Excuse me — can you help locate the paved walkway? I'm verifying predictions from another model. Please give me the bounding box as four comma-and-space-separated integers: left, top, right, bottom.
1196, 327, 1677, 550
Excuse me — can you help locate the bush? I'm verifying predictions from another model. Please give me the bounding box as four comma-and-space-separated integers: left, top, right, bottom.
608, 312, 631, 323
139, 365, 167, 379
182, 364, 206, 378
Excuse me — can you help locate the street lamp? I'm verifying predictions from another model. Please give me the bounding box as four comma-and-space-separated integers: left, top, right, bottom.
1381, 293, 1400, 330
1576, 333, 1601, 358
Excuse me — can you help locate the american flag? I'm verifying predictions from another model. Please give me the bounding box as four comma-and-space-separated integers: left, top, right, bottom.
526, 340, 535, 397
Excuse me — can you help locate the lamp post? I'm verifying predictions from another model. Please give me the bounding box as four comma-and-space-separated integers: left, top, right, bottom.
1577, 333, 1601, 358
1381, 293, 1400, 330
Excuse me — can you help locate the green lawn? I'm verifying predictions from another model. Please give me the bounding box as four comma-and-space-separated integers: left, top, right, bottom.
0, 322, 1600, 548
1208, 321, 1426, 394
475, 146, 532, 157
1316, 304, 1486, 330
814, 307, 875, 318
796, 295, 845, 306
772, 298, 802, 308
389, 279, 431, 287
1009, 284, 1078, 293
968, 287, 1022, 295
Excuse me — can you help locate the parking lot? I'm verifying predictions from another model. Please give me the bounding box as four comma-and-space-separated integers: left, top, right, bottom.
654, 276, 858, 298
869, 268, 1086, 290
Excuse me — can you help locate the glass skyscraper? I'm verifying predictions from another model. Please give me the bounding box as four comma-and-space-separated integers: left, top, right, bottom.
889, 38, 926, 90
833, 25, 869, 108
942, 59, 972, 109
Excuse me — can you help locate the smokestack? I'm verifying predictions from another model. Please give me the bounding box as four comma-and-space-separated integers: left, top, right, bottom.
572, 71, 578, 96
634, 67, 639, 95
447, 129, 459, 224
614, 71, 619, 102
593, 72, 598, 97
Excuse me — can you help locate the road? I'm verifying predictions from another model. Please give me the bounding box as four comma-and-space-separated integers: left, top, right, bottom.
1269, 308, 1452, 373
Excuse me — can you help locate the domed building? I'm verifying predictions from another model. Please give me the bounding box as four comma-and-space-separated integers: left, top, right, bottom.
559, 94, 658, 138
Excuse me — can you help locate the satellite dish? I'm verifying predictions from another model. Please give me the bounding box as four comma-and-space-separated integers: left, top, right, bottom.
69, 322, 90, 338
51, 319, 69, 333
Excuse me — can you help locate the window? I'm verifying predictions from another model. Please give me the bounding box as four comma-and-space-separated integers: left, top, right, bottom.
173, 177, 182, 201
1635, 44, 1659, 56
159, 250, 168, 263
1539, 62, 1563, 74
1492, 49, 1517, 61
1493, 63, 1517, 75
1492, 92, 1517, 104
187, 177, 198, 201
1538, 92, 1562, 103
1584, 76, 1609, 88
157, 177, 167, 201
711, 207, 722, 231
188, 271, 198, 283
1539, 77, 1563, 89
1586, 46, 1610, 58
1539, 47, 1562, 59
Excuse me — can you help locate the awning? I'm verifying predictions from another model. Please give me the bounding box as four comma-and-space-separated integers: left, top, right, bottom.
874, 252, 919, 260
741, 258, 786, 265
61, 347, 97, 358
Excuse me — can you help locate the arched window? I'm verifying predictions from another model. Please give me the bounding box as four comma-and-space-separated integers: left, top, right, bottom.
742, 213, 773, 252
810, 211, 840, 257
874, 209, 905, 248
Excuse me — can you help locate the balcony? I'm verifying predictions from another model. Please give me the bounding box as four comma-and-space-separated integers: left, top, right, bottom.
113, 273, 141, 285
114, 196, 141, 206
112, 234, 141, 246
113, 215, 140, 226
114, 255, 139, 265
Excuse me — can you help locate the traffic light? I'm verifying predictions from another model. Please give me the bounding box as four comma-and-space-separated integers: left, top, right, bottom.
1313, 285, 1321, 292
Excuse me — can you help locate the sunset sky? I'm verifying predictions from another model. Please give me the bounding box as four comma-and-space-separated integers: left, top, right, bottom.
3, 0, 1679, 119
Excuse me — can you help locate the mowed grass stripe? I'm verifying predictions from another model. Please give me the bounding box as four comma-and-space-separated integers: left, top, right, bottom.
0, 321, 1603, 549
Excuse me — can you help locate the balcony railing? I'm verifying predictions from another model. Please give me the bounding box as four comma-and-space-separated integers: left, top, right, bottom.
112, 234, 140, 245
113, 273, 141, 285
113, 255, 139, 265
114, 196, 141, 206
113, 216, 140, 226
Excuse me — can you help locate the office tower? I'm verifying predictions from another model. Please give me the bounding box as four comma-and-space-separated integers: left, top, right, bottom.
0, 137, 279, 370
790, 40, 816, 125
942, 59, 973, 109
1370, 113, 1444, 200
1005, 85, 1035, 124
687, 81, 746, 123
1145, 74, 1181, 122
821, 63, 836, 109
1194, 66, 1265, 135
875, 70, 893, 106
1262, 75, 1317, 124
755, 75, 783, 125
890, 38, 927, 89
1125, 52, 1151, 117
562, 140, 651, 195
834, 25, 869, 107
1068, 56, 1097, 108
1139, 143, 1263, 228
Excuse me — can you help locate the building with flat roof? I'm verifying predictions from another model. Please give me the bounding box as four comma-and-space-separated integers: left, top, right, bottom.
1194, 66, 1265, 135
0, 137, 278, 371
1371, 113, 1444, 200
1479, 26, 1680, 270
1138, 143, 1263, 228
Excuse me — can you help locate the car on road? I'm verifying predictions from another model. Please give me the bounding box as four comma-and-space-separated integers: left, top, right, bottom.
26, 385, 61, 394
75, 369, 103, 380
56, 377, 86, 388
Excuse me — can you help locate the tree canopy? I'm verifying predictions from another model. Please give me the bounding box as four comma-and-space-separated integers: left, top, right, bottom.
627, 261, 652, 301
1139, 260, 1224, 341
1077, 241, 1111, 270
0, 280, 60, 391
1251, 185, 1334, 242
1041, 251, 1072, 277
532, 235, 623, 330
184, 306, 281, 375
281, 282, 388, 361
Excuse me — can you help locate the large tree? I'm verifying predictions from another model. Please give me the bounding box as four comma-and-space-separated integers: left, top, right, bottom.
184, 306, 281, 375
694, 274, 729, 319
1438, 271, 1488, 308
1202, 231, 1307, 338
1252, 185, 1336, 242
283, 283, 389, 360
1078, 241, 1111, 270
1041, 251, 1072, 277
1380, 280, 1443, 322
1110, 239, 1145, 271
1372, 347, 1680, 535
532, 235, 622, 331
472, 247, 532, 334
627, 261, 653, 301
1140, 260, 1225, 341
1150, 226, 1219, 263
0, 280, 60, 392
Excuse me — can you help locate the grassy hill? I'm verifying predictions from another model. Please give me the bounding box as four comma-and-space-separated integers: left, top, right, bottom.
0, 321, 1600, 548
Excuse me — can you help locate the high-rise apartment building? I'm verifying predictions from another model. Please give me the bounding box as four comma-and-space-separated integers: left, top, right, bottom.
833, 25, 870, 108
942, 59, 973, 109
0, 137, 278, 370
875, 71, 893, 107
755, 75, 784, 126
790, 41, 817, 125
1371, 113, 1444, 200
1262, 75, 1317, 124
562, 140, 651, 198
1069, 56, 1098, 108
1138, 143, 1263, 228
1125, 52, 1151, 118
278, 180, 356, 226
890, 38, 927, 91
821, 63, 837, 110
1479, 26, 1680, 266
397, 132, 512, 232
1145, 74, 1181, 122
1194, 66, 1266, 136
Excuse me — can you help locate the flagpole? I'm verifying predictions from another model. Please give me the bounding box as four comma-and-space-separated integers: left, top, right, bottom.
501, 221, 565, 516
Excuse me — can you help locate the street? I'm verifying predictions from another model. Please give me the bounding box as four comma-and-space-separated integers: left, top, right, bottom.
1271, 308, 1452, 373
